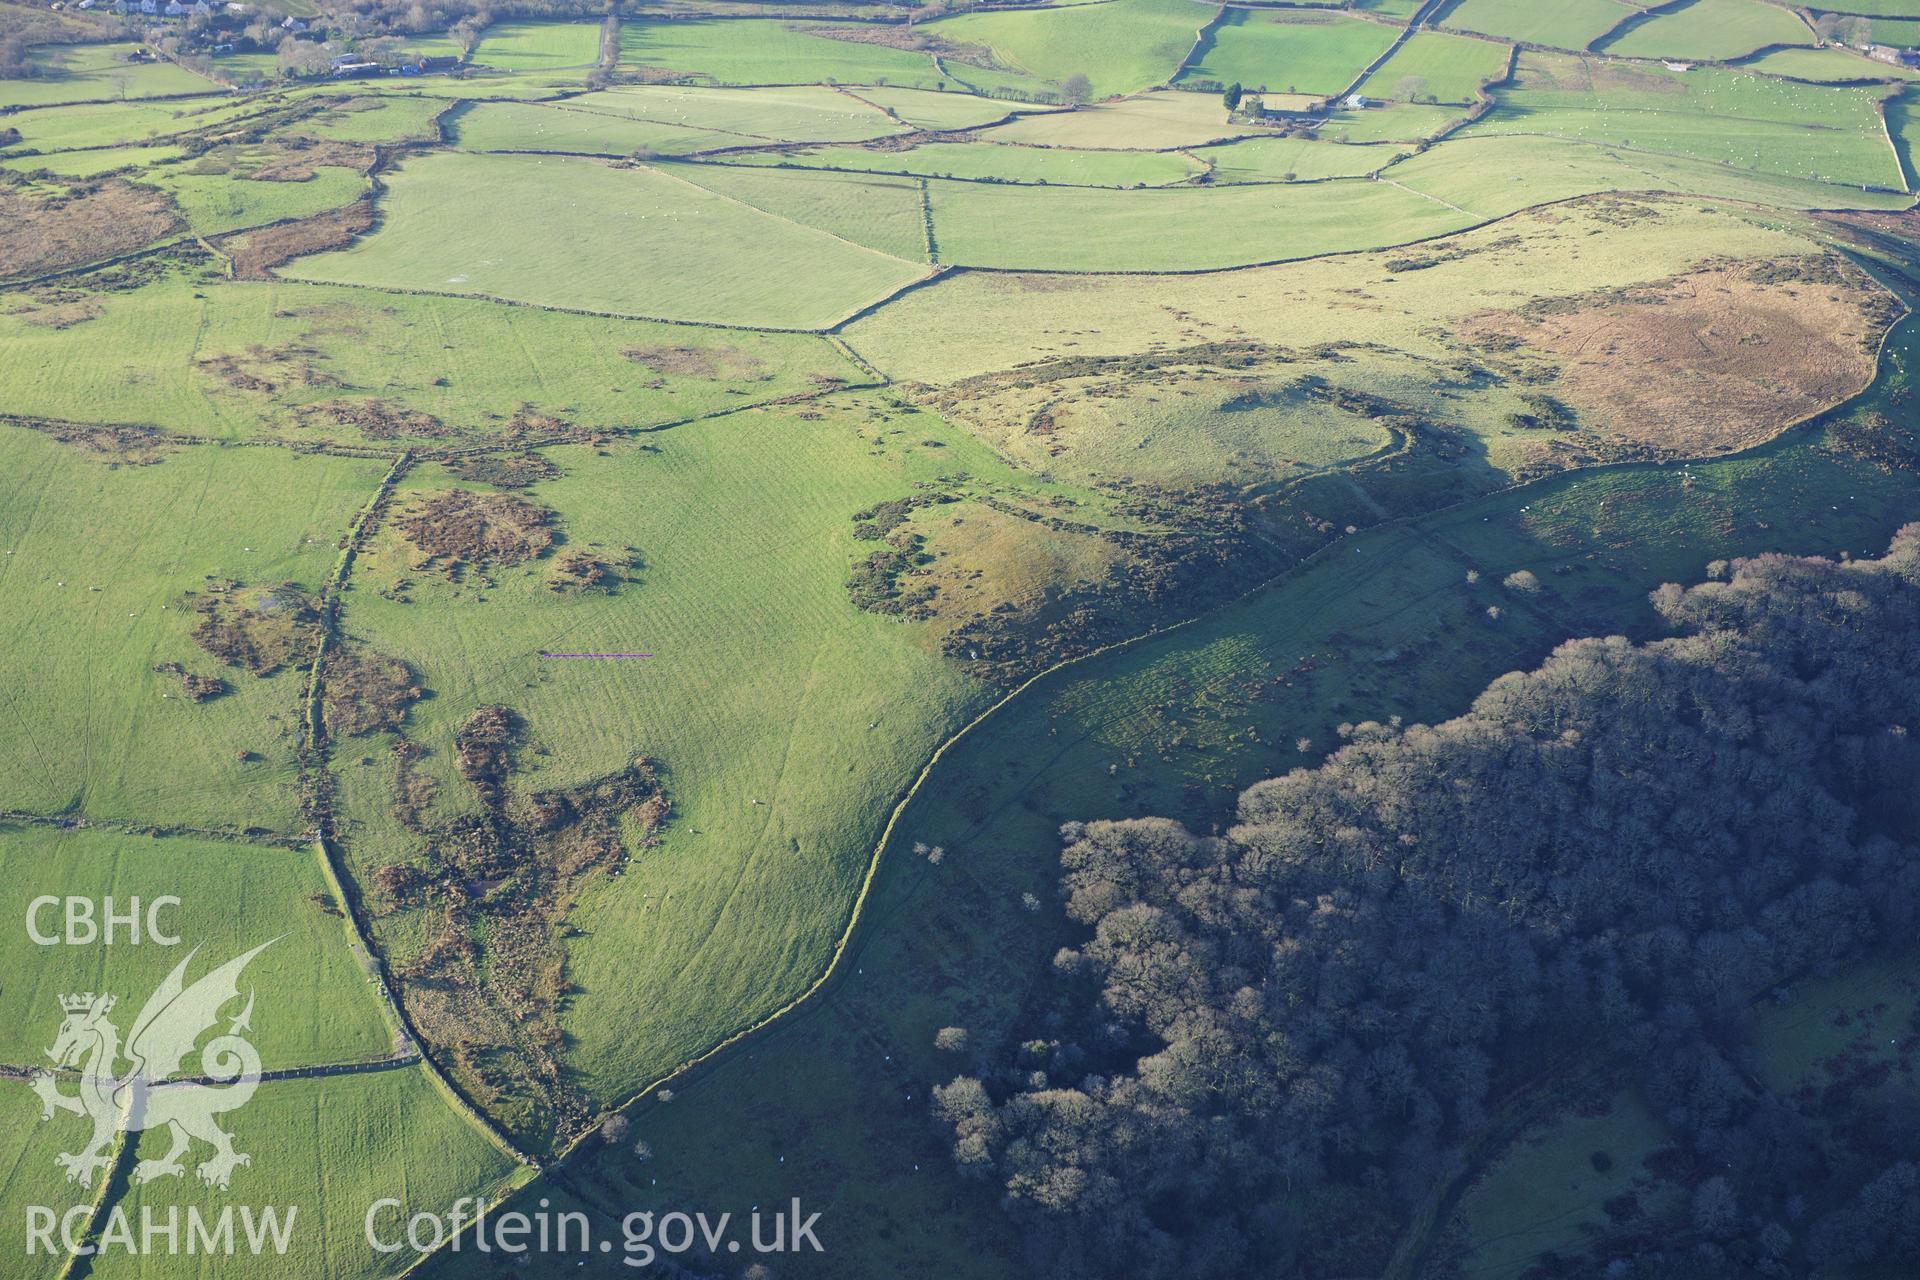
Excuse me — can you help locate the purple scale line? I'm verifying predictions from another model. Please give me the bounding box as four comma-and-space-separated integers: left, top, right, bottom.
540, 652, 654, 659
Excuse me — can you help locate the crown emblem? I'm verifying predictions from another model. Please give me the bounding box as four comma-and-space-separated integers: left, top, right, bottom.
60, 993, 114, 1016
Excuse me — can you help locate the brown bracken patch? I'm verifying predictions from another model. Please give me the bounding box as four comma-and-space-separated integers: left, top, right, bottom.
1459, 254, 1899, 457
188, 581, 323, 676
445, 453, 561, 489
216, 198, 374, 279
396, 489, 557, 571
0, 176, 180, 281
152, 662, 228, 701
295, 396, 451, 440
10, 418, 177, 466
323, 642, 422, 737
370, 702, 670, 1145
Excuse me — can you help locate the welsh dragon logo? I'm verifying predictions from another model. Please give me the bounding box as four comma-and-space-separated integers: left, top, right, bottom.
31, 942, 274, 1190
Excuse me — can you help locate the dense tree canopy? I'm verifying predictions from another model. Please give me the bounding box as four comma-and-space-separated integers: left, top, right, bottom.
938, 527, 1920, 1278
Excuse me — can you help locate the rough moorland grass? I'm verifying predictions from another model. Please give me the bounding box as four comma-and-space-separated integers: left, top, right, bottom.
1462, 52, 1904, 189
1179, 9, 1401, 96
1386, 132, 1910, 216
977, 88, 1244, 148
283, 152, 928, 329
492, 360, 1920, 1280
657, 161, 932, 260
844, 198, 1841, 383
332, 397, 1023, 1105
1438, 0, 1636, 51
725, 138, 1205, 187
471, 20, 601, 72
0, 425, 387, 831
1600, 0, 1815, 61
0, 824, 392, 1070
924, 173, 1467, 270
0, 42, 215, 108
931, 0, 1205, 99
451, 100, 748, 157
616, 17, 1046, 96
135, 165, 368, 237
562, 84, 905, 144
1193, 134, 1407, 181
1363, 27, 1513, 104
0, 270, 861, 445
105, 1066, 523, 1280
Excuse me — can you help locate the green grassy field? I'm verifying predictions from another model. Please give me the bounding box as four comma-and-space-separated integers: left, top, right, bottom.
924, 174, 1467, 270
470, 21, 600, 73
1600, 0, 1816, 61
977, 88, 1246, 148
1363, 27, 1512, 103
725, 138, 1204, 187
0, 1080, 96, 1278
0, 269, 862, 446
931, 0, 1204, 99
562, 83, 906, 143
0, 425, 386, 831
1462, 52, 1905, 189
283, 152, 930, 328
1737, 44, 1920, 83
1439, 0, 1642, 50
300, 94, 447, 144
658, 161, 932, 260
620, 18, 955, 91
450, 100, 749, 157
98, 1067, 522, 1280
0, 43, 215, 108
0, 96, 268, 155
845, 84, 1049, 130
136, 164, 368, 236
1179, 9, 1402, 96
1194, 134, 1407, 180
0, 825, 392, 1070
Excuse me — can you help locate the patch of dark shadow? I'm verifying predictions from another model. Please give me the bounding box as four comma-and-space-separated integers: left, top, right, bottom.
547, 547, 642, 595
295, 397, 452, 440
187, 579, 323, 676
445, 452, 561, 489
367, 703, 670, 1146
323, 641, 422, 738
1831, 409, 1920, 471
395, 489, 558, 577
1507, 391, 1578, 432
151, 662, 227, 702
6, 418, 176, 466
